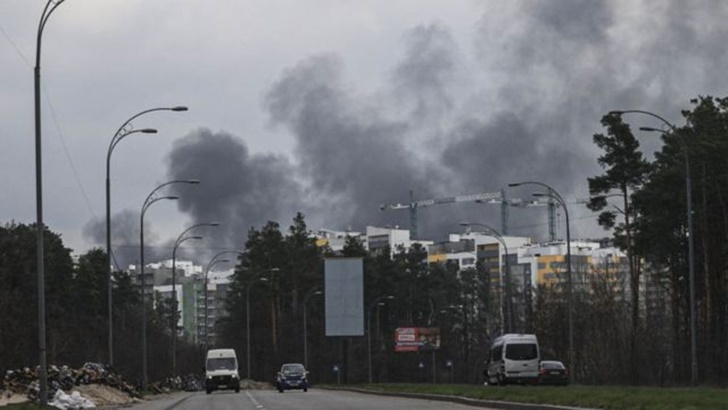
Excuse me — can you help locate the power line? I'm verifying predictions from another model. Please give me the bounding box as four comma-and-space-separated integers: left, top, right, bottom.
0, 24, 31, 66
508, 210, 606, 232
44, 90, 97, 218
2, 21, 97, 219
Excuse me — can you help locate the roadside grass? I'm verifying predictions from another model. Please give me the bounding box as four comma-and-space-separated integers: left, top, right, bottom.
347, 383, 728, 410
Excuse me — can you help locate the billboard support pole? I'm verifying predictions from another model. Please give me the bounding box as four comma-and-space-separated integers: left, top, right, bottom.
343, 338, 349, 384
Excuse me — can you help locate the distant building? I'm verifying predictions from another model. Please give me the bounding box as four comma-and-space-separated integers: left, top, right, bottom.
313, 228, 364, 252
365, 226, 433, 256
130, 260, 233, 346
126, 223, 631, 347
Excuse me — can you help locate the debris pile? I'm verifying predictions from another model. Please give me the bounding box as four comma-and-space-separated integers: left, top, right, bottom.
2, 363, 139, 405
147, 374, 202, 393
49, 389, 96, 409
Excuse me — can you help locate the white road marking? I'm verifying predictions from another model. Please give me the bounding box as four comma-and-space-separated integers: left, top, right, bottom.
245, 391, 266, 409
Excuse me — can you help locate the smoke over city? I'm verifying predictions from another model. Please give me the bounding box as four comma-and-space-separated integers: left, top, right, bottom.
83, 1, 728, 267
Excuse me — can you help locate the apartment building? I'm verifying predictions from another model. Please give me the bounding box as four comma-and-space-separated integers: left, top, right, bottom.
130, 260, 232, 346
130, 225, 630, 348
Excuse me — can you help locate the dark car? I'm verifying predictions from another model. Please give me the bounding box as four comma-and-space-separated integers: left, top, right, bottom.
276, 363, 309, 392
538, 360, 569, 386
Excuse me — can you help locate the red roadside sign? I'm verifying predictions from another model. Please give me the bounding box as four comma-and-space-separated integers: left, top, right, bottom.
394, 327, 440, 352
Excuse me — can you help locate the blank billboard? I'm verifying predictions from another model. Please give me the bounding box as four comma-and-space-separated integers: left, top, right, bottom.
325, 258, 364, 336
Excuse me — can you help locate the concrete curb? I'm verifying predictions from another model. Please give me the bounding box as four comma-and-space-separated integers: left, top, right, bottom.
321, 386, 594, 410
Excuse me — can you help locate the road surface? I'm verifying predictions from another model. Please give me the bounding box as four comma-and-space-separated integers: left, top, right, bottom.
123, 388, 500, 410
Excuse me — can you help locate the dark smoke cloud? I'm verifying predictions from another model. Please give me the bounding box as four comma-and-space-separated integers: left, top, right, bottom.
392, 23, 458, 122
450, 0, 727, 238
531, 0, 613, 44
442, 113, 584, 185
84, 129, 304, 268
165, 128, 303, 261
82, 209, 164, 270
86, 2, 728, 263
264, 53, 442, 231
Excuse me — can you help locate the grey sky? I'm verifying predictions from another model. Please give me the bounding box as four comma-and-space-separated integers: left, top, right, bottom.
2, 1, 727, 267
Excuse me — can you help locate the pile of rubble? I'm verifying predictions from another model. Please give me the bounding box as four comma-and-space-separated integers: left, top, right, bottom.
2, 363, 140, 406
148, 374, 202, 394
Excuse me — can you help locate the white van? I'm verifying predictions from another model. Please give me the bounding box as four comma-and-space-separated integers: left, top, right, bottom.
485, 334, 540, 385
205, 349, 240, 394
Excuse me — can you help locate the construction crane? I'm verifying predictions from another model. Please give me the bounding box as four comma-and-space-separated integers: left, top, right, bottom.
379, 190, 503, 240
380, 189, 593, 241
507, 195, 592, 242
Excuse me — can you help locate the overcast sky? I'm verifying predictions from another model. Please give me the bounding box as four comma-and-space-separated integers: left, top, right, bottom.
2, 1, 727, 267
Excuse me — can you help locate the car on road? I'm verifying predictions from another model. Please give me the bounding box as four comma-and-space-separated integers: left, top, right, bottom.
276, 363, 309, 392
538, 360, 569, 386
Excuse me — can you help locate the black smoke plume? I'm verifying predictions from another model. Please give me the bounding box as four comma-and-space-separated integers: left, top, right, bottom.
85, 2, 728, 266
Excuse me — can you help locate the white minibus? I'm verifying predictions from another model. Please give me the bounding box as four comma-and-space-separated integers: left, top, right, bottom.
485, 334, 540, 385
205, 348, 240, 394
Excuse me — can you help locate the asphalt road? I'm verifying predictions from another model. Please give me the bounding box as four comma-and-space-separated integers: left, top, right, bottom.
123, 389, 501, 410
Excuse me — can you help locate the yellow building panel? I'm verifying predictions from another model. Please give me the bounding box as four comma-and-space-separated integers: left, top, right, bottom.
428, 253, 448, 263
536, 254, 567, 287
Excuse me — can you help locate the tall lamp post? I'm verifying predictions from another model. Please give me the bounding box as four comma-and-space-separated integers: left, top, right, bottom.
246, 268, 280, 380
509, 182, 572, 376
106, 106, 187, 367
34, 1, 67, 405
611, 109, 697, 385
198, 250, 245, 349
203, 258, 230, 351
106, 127, 156, 365
171, 222, 218, 375
367, 295, 395, 383
140, 179, 198, 388
303, 288, 323, 369
460, 222, 512, 333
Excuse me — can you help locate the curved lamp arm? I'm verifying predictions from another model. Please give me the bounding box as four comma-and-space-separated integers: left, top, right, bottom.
175, 222, 219, 248
608, 109, 676, 132
113, 106, 188, 140
142, 179, 199, 211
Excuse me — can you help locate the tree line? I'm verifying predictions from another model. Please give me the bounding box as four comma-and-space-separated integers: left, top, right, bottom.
2, 95, 727, 386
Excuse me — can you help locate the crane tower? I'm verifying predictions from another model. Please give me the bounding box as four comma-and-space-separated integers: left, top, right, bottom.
380, 189, 592, 241
379, 190, 503, 240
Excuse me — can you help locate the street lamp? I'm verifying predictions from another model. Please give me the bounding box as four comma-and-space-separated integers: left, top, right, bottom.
198, 250, 245, 348
203, 258, 230, 351
140, 179, 198, 388
106, 106, 186, 367
106, 127, 156, 366
460, 222, 512, 333
303, 288, 323, 370
509, 182, 573, 377
367, 295, 395, 383
612, 109, 697, 385
34, 1, 67, 405
171, 222, 218, 375
245, 267, 280, 379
